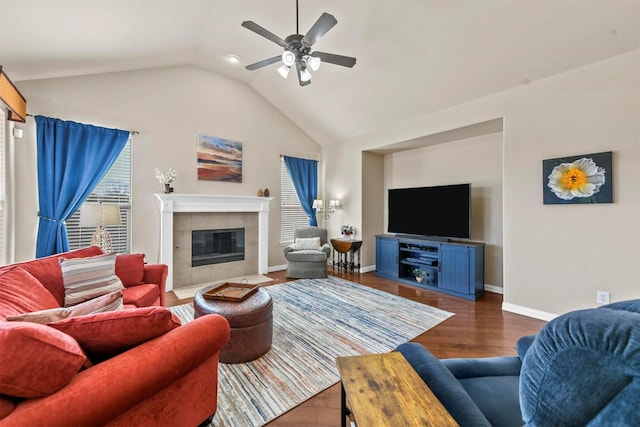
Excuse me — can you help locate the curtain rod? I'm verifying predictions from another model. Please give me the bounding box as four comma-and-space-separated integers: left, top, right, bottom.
26, 113, 139, 135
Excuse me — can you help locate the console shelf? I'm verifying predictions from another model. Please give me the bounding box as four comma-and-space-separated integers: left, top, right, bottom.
375, 234, 485, 301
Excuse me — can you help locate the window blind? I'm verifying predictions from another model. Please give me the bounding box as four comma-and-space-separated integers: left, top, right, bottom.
280, 156, 310, 243
67, 139, 131, 254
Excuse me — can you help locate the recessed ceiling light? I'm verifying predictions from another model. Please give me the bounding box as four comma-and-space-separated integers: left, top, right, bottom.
226, 54, 240, 64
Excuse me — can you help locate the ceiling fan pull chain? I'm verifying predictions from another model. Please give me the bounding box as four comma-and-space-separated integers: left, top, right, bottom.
296, 0, 299, 35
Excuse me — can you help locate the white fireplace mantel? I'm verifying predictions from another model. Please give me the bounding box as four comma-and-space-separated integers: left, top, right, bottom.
154, 193, 273, 291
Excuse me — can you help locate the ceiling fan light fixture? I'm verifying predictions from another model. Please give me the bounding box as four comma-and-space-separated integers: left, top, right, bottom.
282, 50, 296, 67
300, 67, 312, 82
277, 64, 291, 79
307, 55, 321, 71
242, 2, 356, 87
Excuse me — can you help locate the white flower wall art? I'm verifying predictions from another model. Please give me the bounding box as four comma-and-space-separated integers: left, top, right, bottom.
543, 151, 613, 204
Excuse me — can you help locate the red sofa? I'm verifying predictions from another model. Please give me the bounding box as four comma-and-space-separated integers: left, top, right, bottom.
0, 247, 231, 426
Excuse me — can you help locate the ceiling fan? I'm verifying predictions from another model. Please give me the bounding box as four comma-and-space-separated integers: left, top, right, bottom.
241, 0, 356, 86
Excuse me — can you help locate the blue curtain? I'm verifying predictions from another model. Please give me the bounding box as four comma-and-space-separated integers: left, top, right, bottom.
283, 156, 319, 226
35, 116, 130, 257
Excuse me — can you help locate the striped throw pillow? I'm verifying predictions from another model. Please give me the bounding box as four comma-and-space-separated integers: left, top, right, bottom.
60, 253, 124, 307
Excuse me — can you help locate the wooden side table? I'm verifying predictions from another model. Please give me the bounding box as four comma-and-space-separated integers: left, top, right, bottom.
335, 352, 458, 427
330, 238, 362, 273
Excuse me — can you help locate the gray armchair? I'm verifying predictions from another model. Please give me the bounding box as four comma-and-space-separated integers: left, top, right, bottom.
283, 226, 331, 278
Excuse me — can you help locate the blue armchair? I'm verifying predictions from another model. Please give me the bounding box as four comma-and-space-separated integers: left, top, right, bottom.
397, 299, 640, 426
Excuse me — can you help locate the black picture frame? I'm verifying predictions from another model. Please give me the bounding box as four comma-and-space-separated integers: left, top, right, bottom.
542, 151, 613, 204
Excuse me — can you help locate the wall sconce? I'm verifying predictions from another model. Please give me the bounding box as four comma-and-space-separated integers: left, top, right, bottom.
313, 199, 341, 227
79, 202, 121, 253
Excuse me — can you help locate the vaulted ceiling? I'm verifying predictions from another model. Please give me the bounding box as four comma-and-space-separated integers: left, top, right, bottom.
1, 0, 638, 145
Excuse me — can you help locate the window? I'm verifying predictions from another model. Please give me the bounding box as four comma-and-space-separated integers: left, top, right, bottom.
66, 139, 131, 253
280, 156, 310, 243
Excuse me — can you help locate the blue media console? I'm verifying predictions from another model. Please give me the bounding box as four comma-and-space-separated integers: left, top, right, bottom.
375, 234, 485, 301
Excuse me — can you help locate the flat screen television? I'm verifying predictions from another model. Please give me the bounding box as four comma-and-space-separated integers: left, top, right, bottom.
388, 183, 471, 239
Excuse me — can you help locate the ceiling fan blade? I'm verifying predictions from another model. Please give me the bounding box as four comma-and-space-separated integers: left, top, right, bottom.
312, 51, 356, 68
302, 13, 337, 46
245, 56, 281, 71
242, 21, 288, 48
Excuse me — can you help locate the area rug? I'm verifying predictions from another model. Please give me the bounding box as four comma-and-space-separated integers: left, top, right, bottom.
171, 274, 274, 300
169, 276, 453, 427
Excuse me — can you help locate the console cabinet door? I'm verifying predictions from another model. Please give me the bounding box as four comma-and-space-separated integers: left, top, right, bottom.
439, 245, 471, 294
376, 237, 399, 278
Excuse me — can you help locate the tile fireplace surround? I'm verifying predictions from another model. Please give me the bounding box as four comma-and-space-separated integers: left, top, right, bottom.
154, 194, 273, 291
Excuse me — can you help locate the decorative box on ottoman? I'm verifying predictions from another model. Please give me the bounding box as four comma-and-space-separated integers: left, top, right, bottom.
194, 284, 273, 363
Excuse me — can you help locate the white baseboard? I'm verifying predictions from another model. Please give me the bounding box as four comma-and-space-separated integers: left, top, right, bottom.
484, 284, 503, 294
360, 265, 376, 273
502, 302, 557, 322
486, 285, 557, 321
269, 264, 287, 273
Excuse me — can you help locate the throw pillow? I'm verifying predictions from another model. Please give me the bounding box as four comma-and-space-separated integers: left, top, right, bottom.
0, 267, 60, 320
114, 253, 145, 287
0, 321, 86, 398
295, 237, 322, 250
6, 290, 123, 324
10, 246, 104, 306
48, 306, 181, 362
60, 253, 124, 307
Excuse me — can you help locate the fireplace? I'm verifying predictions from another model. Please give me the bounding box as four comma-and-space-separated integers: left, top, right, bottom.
154, 194, 273, 291
192, 228, 245, 267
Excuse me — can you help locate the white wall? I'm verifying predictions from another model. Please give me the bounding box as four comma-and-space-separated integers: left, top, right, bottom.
383, 133, 503, 288
501, 51, 640, 316
15, 66, 321, 267
324, 50, 640, 318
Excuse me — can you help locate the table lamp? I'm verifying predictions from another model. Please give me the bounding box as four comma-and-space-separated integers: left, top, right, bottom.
79, 202, 121, 253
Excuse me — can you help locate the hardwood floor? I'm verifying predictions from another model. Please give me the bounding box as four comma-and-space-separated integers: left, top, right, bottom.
166, 269, 547, 427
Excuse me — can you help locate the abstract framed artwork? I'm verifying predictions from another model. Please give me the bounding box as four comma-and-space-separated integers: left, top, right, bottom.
543, 151, 612, 204
197, 135, 242, 183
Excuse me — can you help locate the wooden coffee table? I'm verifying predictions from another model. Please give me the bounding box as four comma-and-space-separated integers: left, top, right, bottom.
335, 352, 458, 427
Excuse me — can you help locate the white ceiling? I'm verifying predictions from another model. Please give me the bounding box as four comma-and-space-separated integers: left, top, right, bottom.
1, 0, 639, 145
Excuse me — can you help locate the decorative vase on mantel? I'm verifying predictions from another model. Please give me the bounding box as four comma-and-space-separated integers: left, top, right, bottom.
164, 184, 171, 193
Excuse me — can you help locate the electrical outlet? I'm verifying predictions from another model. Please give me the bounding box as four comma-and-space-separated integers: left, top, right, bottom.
597, 290, 610, 305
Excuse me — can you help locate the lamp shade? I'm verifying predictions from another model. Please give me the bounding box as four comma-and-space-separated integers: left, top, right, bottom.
277, 64, 291, 79
79, 203, 121, 227
307, 56, 321, 72
312, 199, 324, 210
282, 51, 296, 67
300, 68, 312, 82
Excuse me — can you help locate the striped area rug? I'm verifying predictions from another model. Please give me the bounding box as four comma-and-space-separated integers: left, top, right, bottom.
169, 276, 453, 427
